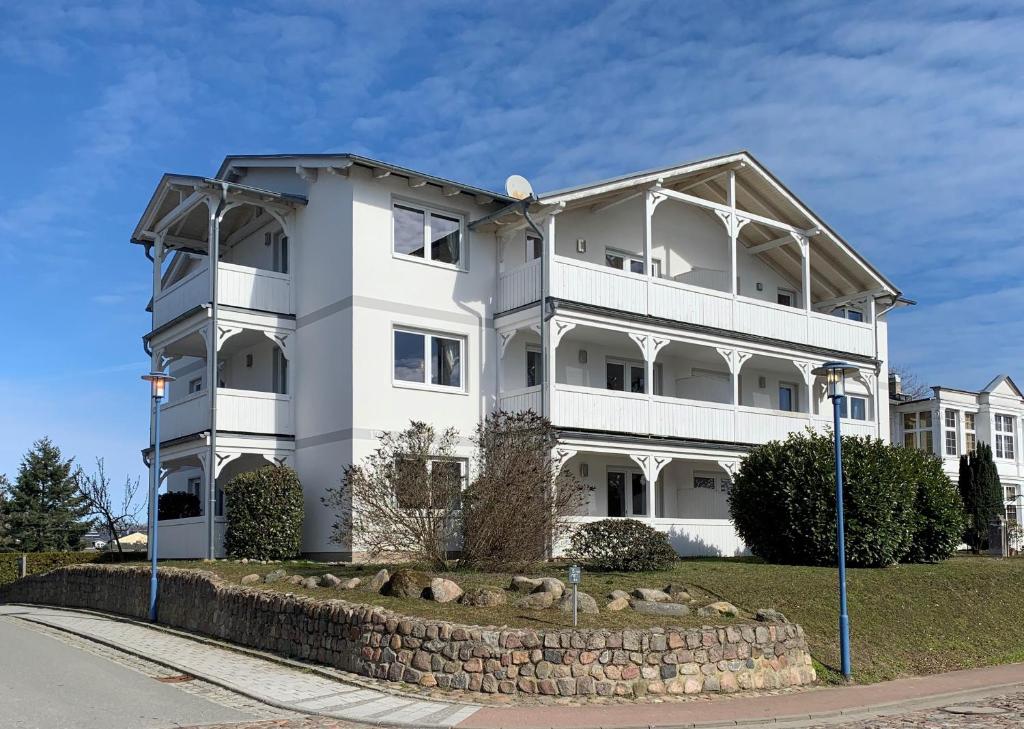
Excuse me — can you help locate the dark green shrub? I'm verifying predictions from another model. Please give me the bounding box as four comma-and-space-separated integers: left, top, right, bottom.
903, 447, 966, 562
0, 551, 145, 588
729, 430, 964, 567
959, 443, 1002, 552
224, 466, 304, 560
158, 491, 200, 520
567, 519, 677, 572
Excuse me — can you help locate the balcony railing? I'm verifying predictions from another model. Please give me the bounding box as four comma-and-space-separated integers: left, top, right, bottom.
522, 384, 879, 444
497, 255, 876, 357
159, 389, 293, 441
152, 262, 292, 329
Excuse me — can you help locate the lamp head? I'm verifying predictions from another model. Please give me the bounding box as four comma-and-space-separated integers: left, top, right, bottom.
142, 372, 175, 399
811, 361, 857, 399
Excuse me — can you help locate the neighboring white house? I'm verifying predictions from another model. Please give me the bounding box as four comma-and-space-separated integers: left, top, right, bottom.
133, 151, 905, 560
890, 374, 1024, 524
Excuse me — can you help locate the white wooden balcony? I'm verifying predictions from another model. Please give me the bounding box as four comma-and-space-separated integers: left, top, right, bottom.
495, 384, 878, 445
497, 255, 876, 357
159, 389, 293, 441
152, 262, 292, 329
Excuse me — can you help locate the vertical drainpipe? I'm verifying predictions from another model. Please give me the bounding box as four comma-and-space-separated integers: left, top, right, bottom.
521, 202, 546, 415
207, 186, 227, 559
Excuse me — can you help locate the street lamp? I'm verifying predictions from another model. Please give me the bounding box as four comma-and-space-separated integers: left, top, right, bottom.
142, 371, 174, 622
811, 360, 858, 682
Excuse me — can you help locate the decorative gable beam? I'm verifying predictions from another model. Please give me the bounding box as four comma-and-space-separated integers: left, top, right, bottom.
295, 166, 318, 183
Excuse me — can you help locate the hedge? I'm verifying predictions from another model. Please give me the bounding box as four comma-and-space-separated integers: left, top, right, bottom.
0, 551, 145, 588
568, 518, 678, 572
224, 466, 304, 560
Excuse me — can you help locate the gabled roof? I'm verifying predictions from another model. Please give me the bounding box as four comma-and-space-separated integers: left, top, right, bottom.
981, 374, 1024, 399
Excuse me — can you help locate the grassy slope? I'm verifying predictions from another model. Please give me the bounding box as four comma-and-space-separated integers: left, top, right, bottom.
167, 555, 1024, 684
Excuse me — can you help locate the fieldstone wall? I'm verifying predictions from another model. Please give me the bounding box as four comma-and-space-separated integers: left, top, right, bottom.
0, 565, 816, 697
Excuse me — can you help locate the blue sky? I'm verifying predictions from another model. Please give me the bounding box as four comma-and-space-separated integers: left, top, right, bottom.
1, 0, 1022, 497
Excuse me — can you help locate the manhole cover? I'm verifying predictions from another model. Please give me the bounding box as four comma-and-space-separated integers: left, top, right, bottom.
941, 705, 1008, 715
157, 674, 195, 683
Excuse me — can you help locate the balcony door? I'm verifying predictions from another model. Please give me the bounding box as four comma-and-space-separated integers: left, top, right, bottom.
607, 469, 647, 518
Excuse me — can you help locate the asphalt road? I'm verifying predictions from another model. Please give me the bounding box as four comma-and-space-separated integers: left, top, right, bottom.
0, 615, 254, 729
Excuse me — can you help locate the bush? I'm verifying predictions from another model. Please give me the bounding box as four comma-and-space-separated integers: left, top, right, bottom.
0, 551, 145, 588
567, 519, 677, 572
224, 466, 304, 560
729, 430, 964, 567
157, 491, 200, 520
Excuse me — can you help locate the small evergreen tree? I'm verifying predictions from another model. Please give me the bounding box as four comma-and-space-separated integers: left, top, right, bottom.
0, 474, 14, 552
4, 438, 90, 551
958, 442, 1003, 553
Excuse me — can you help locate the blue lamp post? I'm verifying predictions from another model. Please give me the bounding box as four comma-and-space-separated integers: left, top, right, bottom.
143, 371, 174, 623
811, 360, 858, 682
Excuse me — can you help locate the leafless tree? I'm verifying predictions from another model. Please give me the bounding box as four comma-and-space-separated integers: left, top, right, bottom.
890, 365, 932, 400
77, 459, 143, 554
324, 422, 462, 569
461, 411, 589, 571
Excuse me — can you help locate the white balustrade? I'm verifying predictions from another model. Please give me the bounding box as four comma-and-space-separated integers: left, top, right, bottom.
159, 389, 293, 440
497, 386, 542, 414
498, 258, 542, 312
152, 262, 292, 329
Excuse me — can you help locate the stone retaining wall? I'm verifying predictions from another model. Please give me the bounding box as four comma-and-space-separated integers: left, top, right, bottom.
0, 565, 816, 697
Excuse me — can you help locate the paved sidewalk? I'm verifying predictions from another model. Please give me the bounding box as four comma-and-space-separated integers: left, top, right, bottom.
0, 605, 479, 728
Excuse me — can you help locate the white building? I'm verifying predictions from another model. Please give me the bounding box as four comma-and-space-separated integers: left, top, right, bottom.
133, 151, 904, 560
890, 374, 1024, 524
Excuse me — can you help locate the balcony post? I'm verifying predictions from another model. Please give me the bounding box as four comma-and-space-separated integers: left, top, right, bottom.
206, 198, 223, 560
728, 171, 737, 298
798, 235, 811, 312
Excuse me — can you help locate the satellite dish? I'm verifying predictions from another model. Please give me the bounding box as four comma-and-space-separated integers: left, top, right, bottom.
505, 174, 534, 201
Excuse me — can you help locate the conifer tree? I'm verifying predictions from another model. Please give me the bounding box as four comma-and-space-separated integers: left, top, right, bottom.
4, 438, 90, 551
958, 442, 1003, 553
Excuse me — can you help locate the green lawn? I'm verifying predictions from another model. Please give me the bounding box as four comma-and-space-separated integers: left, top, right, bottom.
167, 555, 1024, 684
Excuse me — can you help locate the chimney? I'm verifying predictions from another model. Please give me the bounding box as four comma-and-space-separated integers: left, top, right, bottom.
889, 373, 902, 399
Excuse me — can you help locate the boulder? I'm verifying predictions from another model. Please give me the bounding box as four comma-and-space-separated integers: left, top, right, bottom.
300, 577, 319, 589
240, 573, 261, 585
533, 577, 565, 599
698, 601, 739, 618
557, 591, 598, 615
606, 597, 630, 612
607, 589, 630, 601
664, 584, 692, 603
240, 558, 249, 564
368, 568, 390, 593
287, 575, 305, 585
385, 569, 430, 598
263, 569, 288, 584
755, 608, 788, 623
459, 587, 507, 607
629, 599, 690, 617
632, 587, 671, 603
340, 578, 361, 590
319, 574, 341, 588
510, 576, 543, 593
514, 591, 555, 610
429, 577, 463, 603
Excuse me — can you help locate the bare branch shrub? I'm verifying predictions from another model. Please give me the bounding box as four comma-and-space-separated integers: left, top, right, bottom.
324, 422, 462, 569
462, 410, 588, 571
77, 459, 143, 554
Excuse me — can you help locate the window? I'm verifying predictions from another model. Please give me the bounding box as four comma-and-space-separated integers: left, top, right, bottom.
903, 411, 934, 452
779, 383, 798, 412
840, 396, 868, 420
943, 409, 959, 456
693, 474, 717, 490
216, 484, 224, 517
392, 202, 463, 268
995, 414, 1016, 459
395, 458, 465, 510
393, 329, 464, 390
777, 288, 796, 307
607, 472, 625, 517
186, 477, 201, 501
526, 348, 542, 387
965, 412, 977, 453
272, 232, 289, 274
526, 234, 542, 261
606, 359, 663, 395
605, 248, 661, 277
1008, 505, 1018, 524
832, 306, 864, 322
1006, 485, 1019, 501
188, 377, 203, 394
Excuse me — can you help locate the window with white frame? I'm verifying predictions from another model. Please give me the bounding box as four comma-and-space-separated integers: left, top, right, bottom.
526, 234, 542, 261
526, 347, 542, 387
393, 328, 464, 390
840, 396, 868, 421
777, 288, 797, 307
186, 477, 201, 501
606, 358, 662, 395
944, 408, 959, 456
188, 377, 203, 394
1007, 505, 1018, 524
272, 348, 288, 395
605, 248, 661, 277
965, 412, 977, 453
693, 473, 717, 490
1005, 485, 1019, 502
832, 306, 864, 322
392, 202, 463, 268
779, 382, 799, 412
903, 411, 933, 452
995, 414, 1016, 459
